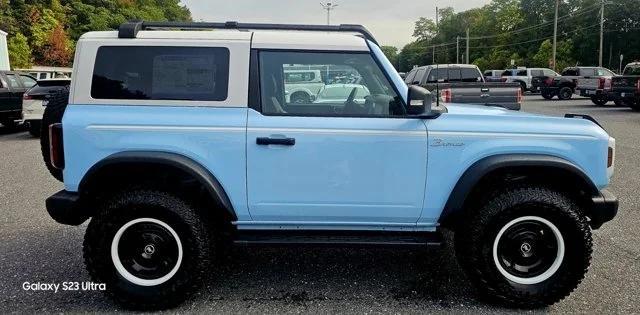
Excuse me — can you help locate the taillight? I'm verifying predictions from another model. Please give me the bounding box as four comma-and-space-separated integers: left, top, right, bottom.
636, 79, 640, 92
440, 89, 452, 103
598, 78, 605, 89
23, 94, 32, 100
49, 123, 65, 169
598, 78, 612, 91
545, 78, 554, 86
517, 88, 524, 104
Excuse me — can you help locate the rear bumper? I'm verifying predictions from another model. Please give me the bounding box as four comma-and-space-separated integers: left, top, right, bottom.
46, 190, 90, 226
0, 109, 22, 120
589, 189, 618, 229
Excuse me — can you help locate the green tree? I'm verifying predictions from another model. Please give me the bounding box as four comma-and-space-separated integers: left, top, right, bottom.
533, 39, 575, 70
7, 33, 33, 69
413, 17, 437, 41
381, 46, 399, 70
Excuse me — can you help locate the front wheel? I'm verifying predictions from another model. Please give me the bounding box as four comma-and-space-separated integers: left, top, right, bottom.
541, 90, 554, 100
558, 87, 573, 100
83, 190, 212, 309
28, 121, 41, 137
590, 95, 608, 106
629, 99, 640, 111
455, 187, 592, 308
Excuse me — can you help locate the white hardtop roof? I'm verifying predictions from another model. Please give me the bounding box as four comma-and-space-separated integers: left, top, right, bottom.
80, 29, 370, 51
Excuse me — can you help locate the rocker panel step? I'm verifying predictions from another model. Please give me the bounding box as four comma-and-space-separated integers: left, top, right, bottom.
233, 230, 442, 248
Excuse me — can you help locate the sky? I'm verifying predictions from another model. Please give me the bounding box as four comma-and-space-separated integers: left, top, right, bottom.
180, 0, 492, 49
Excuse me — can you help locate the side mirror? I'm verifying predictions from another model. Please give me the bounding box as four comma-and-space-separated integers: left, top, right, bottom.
407, 85, 432, 116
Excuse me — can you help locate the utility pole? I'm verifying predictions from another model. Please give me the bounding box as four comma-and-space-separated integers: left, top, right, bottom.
434, 6, 438, 64
599, 0, 605, 67
320, 2, 338, 25
456, 36, 460, 64
466, 28, 470, 63
552, 0, 559, 71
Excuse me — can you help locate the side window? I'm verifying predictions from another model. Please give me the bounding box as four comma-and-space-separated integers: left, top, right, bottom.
562, 69, 577, 76
517, 70, 527, 76
543, 69, 557, 76
580, 68, 595, 76
258, 51, 404, 117
91, 46, 230, 101
20, 75, 37, 88
5, 74, 20, 88
39, 73, 48, 80
404, 69, 417, 84
502, 70, 513, 76
412, 68, 426, 84
530, 70, 544, 77
427, 68, 447, 83
461, 68, 482, 82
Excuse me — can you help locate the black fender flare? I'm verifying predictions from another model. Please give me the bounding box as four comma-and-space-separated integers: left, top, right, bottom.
438, 154, 599, 225
79, 151, 237, 220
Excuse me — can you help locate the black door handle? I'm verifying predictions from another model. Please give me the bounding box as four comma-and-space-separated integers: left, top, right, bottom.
256, 137, 296, 146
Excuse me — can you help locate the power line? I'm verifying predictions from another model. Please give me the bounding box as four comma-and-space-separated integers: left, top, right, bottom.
467, 23, 601, 49
467, 4, 601, 40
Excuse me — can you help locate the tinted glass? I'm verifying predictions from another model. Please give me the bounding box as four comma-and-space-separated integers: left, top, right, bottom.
413, 68, 426, 83
543, 69, 557, 76
530, 70, 544, 77
39, 73, 47, 80
580, 68, 595, 76
28, 80, 71, 95
562, 68, 578, 76
92, 46, 229, 101
502, 70, 515, 76
404, 69, 417, 84
624, 66, 640, 75
259, 51, 403, 117
517, 70, 527, 76
20, 75, 36, 88
6, 74, 20, 88
427, 68, 447, 83
461, 68, 481, 82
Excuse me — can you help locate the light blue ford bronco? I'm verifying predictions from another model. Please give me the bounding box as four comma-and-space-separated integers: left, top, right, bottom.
42, 21, 618, 309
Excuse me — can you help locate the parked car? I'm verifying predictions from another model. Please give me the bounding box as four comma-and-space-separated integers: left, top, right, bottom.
575, 68, 618, 106
283, 69, 325, 103
42, 21, 617, 310
502, 68, 558, 93
610, 62, 640, 111
0, 71, 36, 128
483, 69, 507, 82
313, 84, 370, 105
406, 64, 522, 110
22, 79, 71, 136
539, 67, 613, 100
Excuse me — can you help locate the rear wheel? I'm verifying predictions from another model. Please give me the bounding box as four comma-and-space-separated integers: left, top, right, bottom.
290, 92, 311, 104
629, 99, 640, 111
590, 95, 608, 106
83, 190, 211, 310
1, 119, 17, 129
541, 90, 554, 100
558, 87, 573, 100
455, 187, 592, 308
40, 88, 69, 182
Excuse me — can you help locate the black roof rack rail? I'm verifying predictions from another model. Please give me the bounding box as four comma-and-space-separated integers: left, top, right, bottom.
118, 21, 378, 45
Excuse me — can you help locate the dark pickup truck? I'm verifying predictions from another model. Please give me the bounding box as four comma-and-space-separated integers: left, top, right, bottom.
0, 71, 37, 128
405, 64, 522, 110
537, 67, 615, 101
610, 62, 640, 111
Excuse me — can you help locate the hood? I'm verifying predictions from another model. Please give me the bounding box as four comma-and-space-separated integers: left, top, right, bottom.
430, 103, 610, 141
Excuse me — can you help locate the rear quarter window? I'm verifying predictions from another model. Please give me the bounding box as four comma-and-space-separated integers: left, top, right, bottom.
91, 46, 230, 101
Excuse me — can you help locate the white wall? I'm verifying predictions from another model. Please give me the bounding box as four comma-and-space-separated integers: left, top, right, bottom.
0, 30, 9, 71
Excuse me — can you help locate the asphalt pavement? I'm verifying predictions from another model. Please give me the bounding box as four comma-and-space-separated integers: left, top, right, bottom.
0, 95, 638, 313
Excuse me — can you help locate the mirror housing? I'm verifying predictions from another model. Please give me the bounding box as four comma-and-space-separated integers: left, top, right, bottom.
407, 85, 433, 116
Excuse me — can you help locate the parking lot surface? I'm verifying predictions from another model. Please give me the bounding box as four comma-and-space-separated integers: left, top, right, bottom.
0, 95, 638, 313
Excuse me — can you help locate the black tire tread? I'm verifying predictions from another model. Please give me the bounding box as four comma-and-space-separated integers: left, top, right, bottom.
40, 88, 69, 182
83, 190, 211, 310
455, 186, 592, 308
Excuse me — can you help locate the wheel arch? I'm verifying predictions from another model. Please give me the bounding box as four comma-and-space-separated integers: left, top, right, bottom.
79, 151, 237, 221
438, 154, 599, 227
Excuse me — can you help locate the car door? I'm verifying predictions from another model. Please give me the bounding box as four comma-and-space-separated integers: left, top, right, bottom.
246, 50, 428, 227
3, 73, 24, 112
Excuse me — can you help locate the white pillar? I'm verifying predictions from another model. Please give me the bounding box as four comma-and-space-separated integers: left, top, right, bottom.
0, 30, 9, 71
